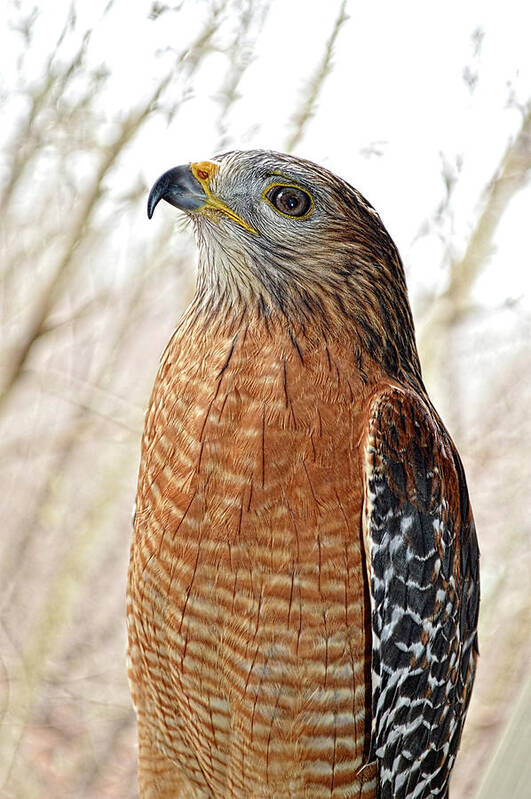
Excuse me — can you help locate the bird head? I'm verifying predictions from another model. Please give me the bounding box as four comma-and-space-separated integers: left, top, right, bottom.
147, 149, 422, 386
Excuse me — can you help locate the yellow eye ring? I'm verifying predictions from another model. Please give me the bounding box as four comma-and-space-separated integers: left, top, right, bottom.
263, 183, 314, 219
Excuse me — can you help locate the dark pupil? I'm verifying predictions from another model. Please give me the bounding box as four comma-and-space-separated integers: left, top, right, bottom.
269, 186, 310, 216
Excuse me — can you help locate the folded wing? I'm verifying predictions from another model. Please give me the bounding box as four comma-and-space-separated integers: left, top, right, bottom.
362, 388, 479, 798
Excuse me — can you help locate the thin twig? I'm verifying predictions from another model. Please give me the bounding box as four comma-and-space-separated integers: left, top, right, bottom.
419, 102, 531, 386
285, 0, 349, 152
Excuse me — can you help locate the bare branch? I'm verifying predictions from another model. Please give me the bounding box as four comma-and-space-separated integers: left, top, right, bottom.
284, 0, 348, 152
419, 103, 531, 386
0, 74, 171, 411
0, 452, 132, 789
215, 0, 270, 150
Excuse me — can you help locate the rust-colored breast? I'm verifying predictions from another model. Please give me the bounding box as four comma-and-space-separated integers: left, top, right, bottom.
127, 312, 379, 798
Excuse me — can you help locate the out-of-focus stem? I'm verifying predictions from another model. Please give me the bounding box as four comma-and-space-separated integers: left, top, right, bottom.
0, 76, 171, 413
285, 0, 348, 153
0, 452, 131, 790
419, 104, 531, 388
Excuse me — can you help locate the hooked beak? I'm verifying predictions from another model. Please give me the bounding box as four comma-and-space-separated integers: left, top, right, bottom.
147, 160, 258, 234
147, 164, 207, 219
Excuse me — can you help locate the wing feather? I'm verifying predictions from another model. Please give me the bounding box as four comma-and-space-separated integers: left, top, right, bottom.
363, 388, 479, 798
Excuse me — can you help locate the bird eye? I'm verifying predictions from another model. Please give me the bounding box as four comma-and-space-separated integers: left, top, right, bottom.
265, 185, 312, 218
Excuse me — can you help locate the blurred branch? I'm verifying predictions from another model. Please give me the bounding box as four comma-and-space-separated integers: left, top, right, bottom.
419, 102, 531, 386
285, 0, 348, 152
0, 8, 94, 218
0, 0, 223, 412
215, 0, 270, 150
74, 711, 136, 795
0, 230, 176, 617
37, 291, 117, 337
446, 105, 531, 316
0, 77, 172, 412
0, 450, 132, 790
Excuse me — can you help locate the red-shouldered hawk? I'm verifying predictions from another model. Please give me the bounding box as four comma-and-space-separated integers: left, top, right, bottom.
127, 151, 479, 798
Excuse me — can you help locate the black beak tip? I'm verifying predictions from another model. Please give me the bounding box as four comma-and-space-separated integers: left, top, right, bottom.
147, 170, 173, 220
147, 183, 162, 219
146, 165, 206, 220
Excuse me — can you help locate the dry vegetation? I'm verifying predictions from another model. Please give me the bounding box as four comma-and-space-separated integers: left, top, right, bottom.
0, 2, 529, 797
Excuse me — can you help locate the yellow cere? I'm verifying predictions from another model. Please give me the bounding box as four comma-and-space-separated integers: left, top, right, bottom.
190, 160, 258, 235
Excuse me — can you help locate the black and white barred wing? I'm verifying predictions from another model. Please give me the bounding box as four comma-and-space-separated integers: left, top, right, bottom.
362, 388, 479, 799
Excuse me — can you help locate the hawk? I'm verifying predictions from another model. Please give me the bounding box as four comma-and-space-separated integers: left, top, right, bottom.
127, 150, 479, 799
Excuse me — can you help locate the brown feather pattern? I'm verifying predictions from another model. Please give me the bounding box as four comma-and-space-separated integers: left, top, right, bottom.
129, 311, 382, 797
